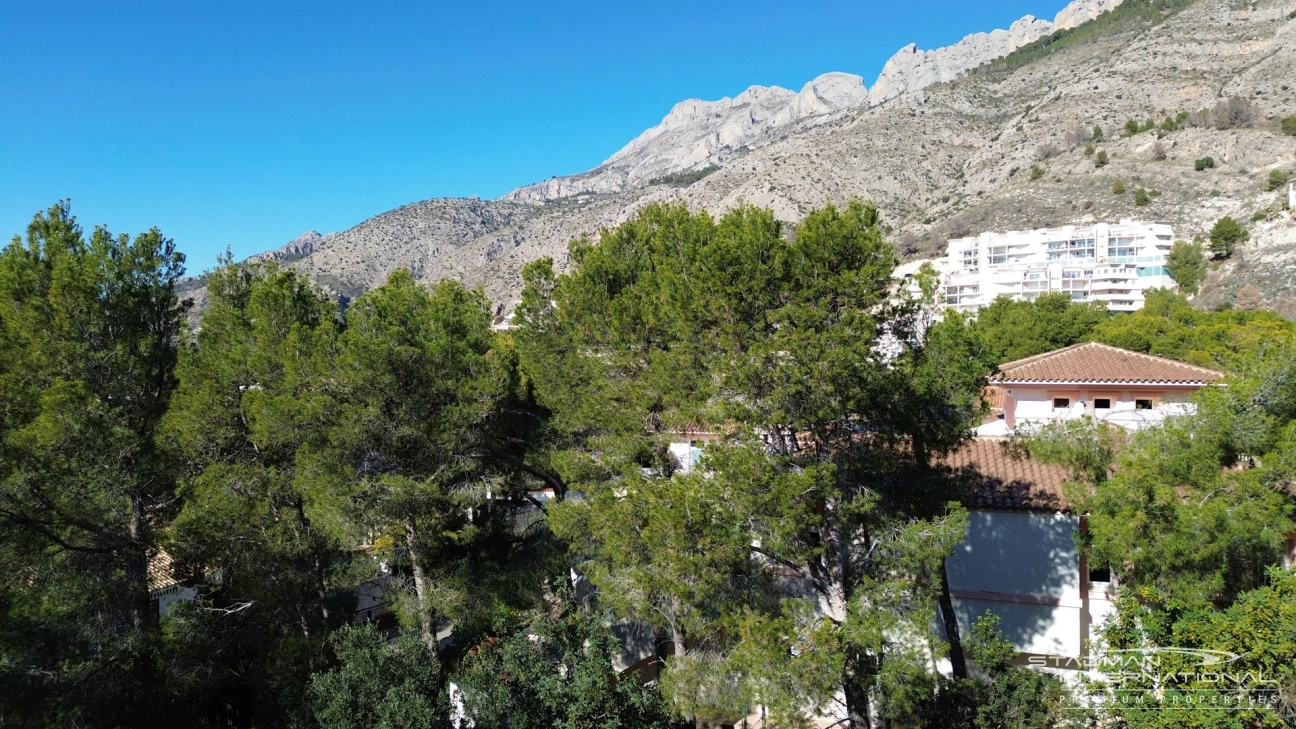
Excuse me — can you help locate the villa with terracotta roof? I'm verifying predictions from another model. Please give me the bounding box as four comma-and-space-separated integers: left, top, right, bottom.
938, 342, 1225, 677
977, 341, 1224, 436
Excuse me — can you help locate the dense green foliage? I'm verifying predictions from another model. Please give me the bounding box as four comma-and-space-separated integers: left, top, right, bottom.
1165, 239, 1206, 295
517, 200, 1001, 725
6, 199, 1295, 727
0, 203, 188, 725
456, 605, 675, 729
968, 287, 1296, 371
968, 292, 1108, 363
1209, 216, 1248, 259
310, 624, 449, 729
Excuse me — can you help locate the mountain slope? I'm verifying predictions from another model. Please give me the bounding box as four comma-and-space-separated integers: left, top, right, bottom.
225, 0, 1296, 314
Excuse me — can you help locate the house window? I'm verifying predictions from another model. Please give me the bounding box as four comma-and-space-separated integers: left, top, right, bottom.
1088, 562, 1111, 584
1135, 399, 1153, 410
1094, 398, 1111, 409
1053, 397, 1070, 409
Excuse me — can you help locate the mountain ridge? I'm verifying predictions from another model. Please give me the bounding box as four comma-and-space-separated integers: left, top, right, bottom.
204, 0, 1296, 316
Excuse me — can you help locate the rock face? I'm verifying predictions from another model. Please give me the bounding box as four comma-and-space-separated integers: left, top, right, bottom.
289, 198, 534, 298
505, 72, 868, 203
869, 16, 1055, 106
868, 0, 1126, 106
219, 0, 1296, 317
1053, 0, 1125, 30
246, 230, 334, 265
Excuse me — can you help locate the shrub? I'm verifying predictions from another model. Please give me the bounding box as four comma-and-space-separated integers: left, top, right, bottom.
1235, 285, 1263, 311
1141, 117, 1157, 132
1150, 141, 1167, 161
1065, 127, 1092, 147
1092, 124, 1105, 141
1084, 142, 1095, 156
1030, 164, 1044, 181
1133, 188, 1151, 206
1124, 119, 1140, 136
946, 215, 971, 238
1159, 116, 1179, 132
1268, 169, 1290, 191
1211, 96, 1257, 130
1037, 143, 1061, 159
1209, 216, 1248, 259
1282, 116, 1296, 136
1112, 179, 1126, 194
1194, 156, 1215, 171
1094, 150, 1109, 168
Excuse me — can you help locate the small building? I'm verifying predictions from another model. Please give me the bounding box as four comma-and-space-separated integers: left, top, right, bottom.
148, 549, 196, 617
976, 341, 1224, 436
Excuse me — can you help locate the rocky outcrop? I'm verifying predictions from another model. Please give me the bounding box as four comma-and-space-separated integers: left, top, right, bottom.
246, 230, 334, 264
289, 198, 535, 297
868, 0, 1126, 106
1053, 0, 1125, 30
869, 16, 1054, 106
505, 72, 867, 203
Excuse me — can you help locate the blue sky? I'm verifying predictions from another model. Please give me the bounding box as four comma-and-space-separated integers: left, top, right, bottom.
1, 0, 1056, 271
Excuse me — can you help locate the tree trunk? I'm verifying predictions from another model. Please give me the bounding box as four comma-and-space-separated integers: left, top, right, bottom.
842, 666, 872, 729
294, 500, 331, 624
672, 625, 686, 659
937, 560, 967, 679
405, 516, 438, 656
126, 493, 155, 634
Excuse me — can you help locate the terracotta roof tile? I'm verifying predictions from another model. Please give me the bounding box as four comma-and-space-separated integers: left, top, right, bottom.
994, 342, 1224, 385
148, 548, 179, 592
940, 438, 1073, 512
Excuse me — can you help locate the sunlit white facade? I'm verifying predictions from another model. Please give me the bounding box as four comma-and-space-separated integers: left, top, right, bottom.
940, 220, 1176, 312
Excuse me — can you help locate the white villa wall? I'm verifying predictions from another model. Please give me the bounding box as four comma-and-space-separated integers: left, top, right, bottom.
946, 512, 1084, 659
996, 384, 1199, 432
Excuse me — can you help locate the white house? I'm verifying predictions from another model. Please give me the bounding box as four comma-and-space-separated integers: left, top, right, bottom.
975, 341, 1224, 436
939, 220, 1176, 313
940, 342, 1225, 675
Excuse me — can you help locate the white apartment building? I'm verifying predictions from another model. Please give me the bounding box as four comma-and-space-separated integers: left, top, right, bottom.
939, 220, 1176, 312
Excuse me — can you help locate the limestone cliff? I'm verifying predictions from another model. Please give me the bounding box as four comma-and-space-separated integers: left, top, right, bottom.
869, 0, 1126, 106
504, 72, 868, 203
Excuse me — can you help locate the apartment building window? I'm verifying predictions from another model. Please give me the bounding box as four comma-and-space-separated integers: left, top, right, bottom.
1094, 398, 1111, 409
1053, 397, 1070, 409
1135, 399, 1153, 410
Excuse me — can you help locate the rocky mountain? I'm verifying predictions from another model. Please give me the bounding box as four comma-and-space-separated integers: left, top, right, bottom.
504, 72, 869, 203
868, 0, 1126, 106
217, 0, 1296, 316
245, 230, 335, 265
